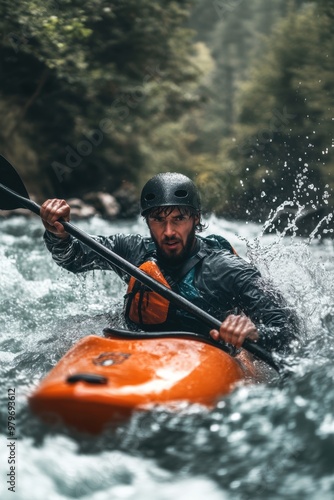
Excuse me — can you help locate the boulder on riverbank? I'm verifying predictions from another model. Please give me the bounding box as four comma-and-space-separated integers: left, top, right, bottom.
83, 192, 120, 219
0, 183, 139, 220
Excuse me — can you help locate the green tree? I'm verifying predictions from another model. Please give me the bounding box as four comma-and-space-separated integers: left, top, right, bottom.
185, 0, 289, 160
219, 2, 334, 225
0, 0, 199, 200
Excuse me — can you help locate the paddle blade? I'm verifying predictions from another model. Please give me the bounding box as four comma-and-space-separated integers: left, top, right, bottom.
0, 155, 30, 209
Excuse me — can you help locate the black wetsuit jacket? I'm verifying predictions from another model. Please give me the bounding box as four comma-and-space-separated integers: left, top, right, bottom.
44, 231, 297, 353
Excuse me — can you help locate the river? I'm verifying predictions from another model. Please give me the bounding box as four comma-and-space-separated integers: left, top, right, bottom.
0, 213, 334, 499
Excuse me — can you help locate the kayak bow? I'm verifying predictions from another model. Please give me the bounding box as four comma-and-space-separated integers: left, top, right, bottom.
29, 332, 259, 433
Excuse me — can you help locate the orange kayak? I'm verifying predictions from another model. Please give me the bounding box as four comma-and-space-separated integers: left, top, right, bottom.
29, 332, 258, 433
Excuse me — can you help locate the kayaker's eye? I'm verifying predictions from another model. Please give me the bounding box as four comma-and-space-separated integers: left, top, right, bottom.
151, 217, 163, 223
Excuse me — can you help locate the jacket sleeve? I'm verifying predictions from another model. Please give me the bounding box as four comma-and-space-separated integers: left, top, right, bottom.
232, 262, 299, 353
43, 231, 146, 281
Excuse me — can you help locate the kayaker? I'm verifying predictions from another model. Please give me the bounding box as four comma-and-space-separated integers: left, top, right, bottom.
40, 172, 297, 354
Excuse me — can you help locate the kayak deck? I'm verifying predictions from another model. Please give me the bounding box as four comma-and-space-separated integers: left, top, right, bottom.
29, 334, 257, 433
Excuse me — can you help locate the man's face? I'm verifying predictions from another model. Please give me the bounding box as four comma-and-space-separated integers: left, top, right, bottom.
147, 207, 199, 264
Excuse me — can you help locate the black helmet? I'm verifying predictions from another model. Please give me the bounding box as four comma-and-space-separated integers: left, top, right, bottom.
140, 172, 201, 215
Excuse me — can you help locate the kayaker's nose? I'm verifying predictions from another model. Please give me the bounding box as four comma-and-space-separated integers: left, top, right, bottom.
163, 220, 176, 237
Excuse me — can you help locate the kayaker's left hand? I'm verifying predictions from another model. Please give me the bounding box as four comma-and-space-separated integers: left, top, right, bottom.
210, 314, 259, 348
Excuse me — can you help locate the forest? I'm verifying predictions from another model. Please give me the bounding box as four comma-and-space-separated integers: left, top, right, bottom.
0, 0, 333, 230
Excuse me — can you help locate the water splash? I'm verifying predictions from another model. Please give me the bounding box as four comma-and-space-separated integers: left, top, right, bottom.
1, 215, 334, 500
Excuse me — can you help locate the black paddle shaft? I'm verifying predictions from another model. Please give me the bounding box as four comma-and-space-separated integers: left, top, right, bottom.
0, 176, 280, 371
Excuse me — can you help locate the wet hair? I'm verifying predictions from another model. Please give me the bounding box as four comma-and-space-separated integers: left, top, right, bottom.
144, 205, 207, 233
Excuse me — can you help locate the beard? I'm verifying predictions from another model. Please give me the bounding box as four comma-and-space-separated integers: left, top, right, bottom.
151, 225, 197, 266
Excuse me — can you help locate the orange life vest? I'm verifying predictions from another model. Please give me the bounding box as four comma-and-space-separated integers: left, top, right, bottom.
124, 260, 172, 326
124, 238, 237, 329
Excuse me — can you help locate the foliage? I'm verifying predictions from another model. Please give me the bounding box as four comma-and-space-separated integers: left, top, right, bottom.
188, 0, 287, 151
222, 3, 334, 222
0, 0, 198, 199
183, 0, 334, 229
0, 0, 333, 230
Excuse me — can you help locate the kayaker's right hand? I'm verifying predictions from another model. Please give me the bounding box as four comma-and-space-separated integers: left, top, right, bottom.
210, 314, 259, 349
41, 199, 70, 239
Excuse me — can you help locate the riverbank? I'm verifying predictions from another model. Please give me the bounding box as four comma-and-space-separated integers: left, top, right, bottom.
0, 182, 139, 220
